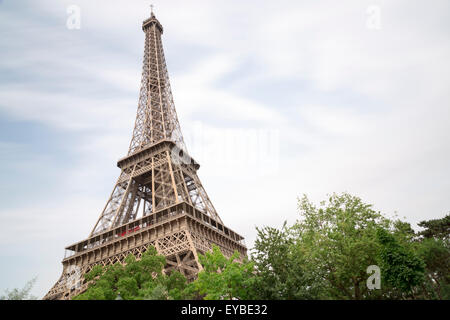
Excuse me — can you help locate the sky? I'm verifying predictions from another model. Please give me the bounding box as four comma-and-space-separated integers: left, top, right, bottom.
0, 0, 449, 298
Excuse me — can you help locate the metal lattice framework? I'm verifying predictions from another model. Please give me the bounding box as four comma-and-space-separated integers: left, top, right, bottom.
44, 12, 246, 300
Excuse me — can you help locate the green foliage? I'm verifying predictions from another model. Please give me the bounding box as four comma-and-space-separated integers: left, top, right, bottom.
393, 220, 417, 242
251, 224, 322, 299
388, 215, 450, 299
250, 193, 449, 300
293, 193, 390, 299
376, 228, 425, 295
0, 277, 38, 300
73, 246, 190, 300
192, 245, 256, 300
418, 214, 450, 241
415, 216, 450, 299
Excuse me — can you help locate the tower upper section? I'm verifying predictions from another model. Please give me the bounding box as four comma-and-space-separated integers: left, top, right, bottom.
128, 12, 186, 156
142, 12, 163, 33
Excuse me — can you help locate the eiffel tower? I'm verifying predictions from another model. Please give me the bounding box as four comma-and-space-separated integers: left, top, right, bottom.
44, 10, 246, 300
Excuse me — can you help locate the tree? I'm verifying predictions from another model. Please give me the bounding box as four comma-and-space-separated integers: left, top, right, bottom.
376, 228, 425, 298
251, 223, 323, 299
0, 277, 38, 300
294, 193, 391, 299
418, 214, 450, 241
191, 245, 256, 300
73, 246, 191, 300
248, 193, 450, 300
415, 215, 450, 299
416, 237, 450, 299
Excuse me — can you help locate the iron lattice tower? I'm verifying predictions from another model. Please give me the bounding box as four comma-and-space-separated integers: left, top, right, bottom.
44, 12, 246, 300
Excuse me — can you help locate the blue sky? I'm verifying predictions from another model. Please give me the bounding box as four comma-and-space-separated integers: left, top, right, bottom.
0, 0, 449, 298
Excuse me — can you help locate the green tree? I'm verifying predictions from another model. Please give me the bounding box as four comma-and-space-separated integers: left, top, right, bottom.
418, 214, 450, 241
294, 193, 391, 299
415, 215, 450, 299
0, 277, 38, 300
73, 246, 191, 300
250, 193, 450, 300
376, 228, 425, 298
191, 245, 256, 300
251, 223, 323, 299
416, 238, 450, 299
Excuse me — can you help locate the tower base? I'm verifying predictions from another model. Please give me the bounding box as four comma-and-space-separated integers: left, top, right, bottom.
43, 202, 246, 300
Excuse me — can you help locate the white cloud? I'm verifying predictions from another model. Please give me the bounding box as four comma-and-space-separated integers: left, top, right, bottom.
172, 54, 287, 126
